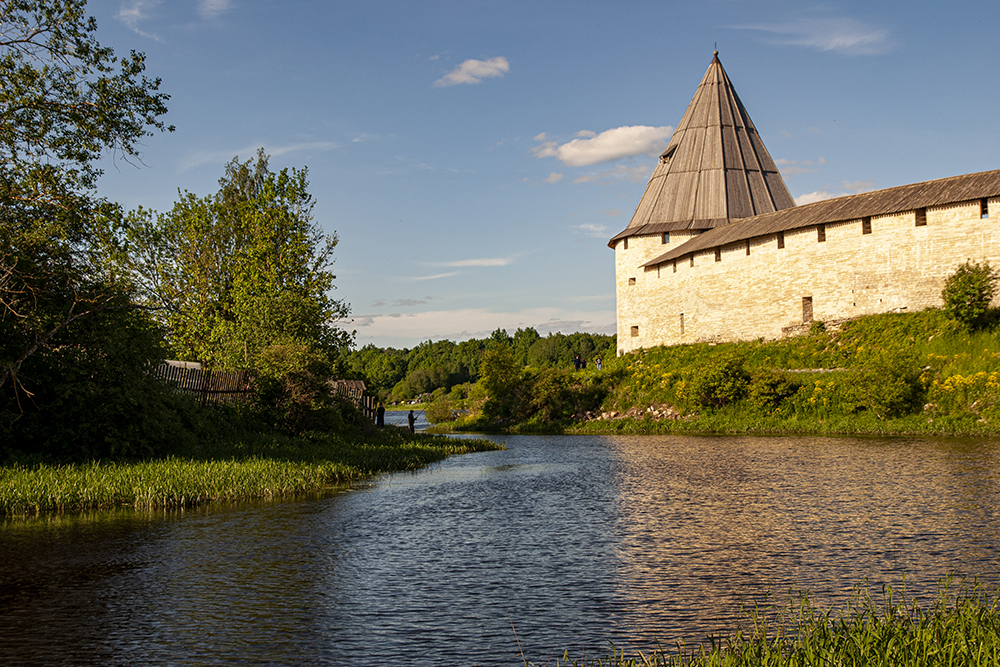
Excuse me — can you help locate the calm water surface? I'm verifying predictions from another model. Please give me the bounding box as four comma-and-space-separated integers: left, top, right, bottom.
2, 434, 1000, 665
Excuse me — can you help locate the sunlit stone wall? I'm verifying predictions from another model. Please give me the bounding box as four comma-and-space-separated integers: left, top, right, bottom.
615, 198, 999, 355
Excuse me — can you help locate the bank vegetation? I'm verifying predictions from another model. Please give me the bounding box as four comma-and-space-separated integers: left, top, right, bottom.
413, 263, 1000, 437
558, 580, 1000, 667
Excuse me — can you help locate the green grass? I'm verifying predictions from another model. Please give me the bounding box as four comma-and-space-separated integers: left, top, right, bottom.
550, 580, 1000, 667
0, 428, 501, 516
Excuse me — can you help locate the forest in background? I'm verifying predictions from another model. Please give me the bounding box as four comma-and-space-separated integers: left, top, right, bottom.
342, 329, 616, 403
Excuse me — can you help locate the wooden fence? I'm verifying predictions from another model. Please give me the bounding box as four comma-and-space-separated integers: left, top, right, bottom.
155, 363, 378, 421
329, 379, 377, 422
154, 363, 255, 406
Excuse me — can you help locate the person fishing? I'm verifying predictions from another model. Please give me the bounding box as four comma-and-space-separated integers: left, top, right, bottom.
407, 409, 416, 433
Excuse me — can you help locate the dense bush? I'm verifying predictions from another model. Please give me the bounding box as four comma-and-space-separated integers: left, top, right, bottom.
255, 343, 355, 434
942, 260, 997, 330
684, 352, 750, 410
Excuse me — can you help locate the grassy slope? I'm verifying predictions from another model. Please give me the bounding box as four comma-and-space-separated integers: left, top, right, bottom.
437, 309, 1000, 437
573, 309, 1000, 436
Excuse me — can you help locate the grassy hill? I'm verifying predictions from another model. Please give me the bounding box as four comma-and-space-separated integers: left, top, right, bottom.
442, 309, 1000, 437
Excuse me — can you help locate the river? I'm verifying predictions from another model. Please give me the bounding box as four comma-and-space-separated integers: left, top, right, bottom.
1, 434, 999, 665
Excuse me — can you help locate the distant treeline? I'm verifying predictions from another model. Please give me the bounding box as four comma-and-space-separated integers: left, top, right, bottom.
343, 328, 616, 401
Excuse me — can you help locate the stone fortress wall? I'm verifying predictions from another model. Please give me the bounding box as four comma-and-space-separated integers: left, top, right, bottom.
616, 197, 998, 355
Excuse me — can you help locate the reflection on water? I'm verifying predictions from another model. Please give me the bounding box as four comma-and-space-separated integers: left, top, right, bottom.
1, 435, 999, 665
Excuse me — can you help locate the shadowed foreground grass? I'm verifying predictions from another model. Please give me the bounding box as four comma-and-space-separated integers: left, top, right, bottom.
0, 428, 501, 516
552, 581, 1000, 667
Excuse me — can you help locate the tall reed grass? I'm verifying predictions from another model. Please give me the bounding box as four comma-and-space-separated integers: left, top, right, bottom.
0, 430, 501, 516
556, 580, 1000, 667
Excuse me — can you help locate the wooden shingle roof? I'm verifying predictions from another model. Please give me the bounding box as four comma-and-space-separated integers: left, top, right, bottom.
640, 169, 1000, 268
608, 52, 795, 247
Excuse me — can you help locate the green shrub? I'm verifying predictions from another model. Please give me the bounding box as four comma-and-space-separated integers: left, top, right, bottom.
685, 352, 750, 410
747, 369, 799, 413
942, 260, 997, 330
844, 347, 925, 420
255, 343, 345, 433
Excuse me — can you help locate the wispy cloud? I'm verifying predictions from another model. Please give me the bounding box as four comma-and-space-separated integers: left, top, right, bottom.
573, 164, 651, 184
794, 180, 876, 205
116, 1, 162, 40
543, 172, 563, 183
532, 125, 673, 167
735, 17, 891, 55
199, 0, 233, 19
776, 156, 827, 176
374, 297, 435, 307
434, 57, 510, 87
574, 223, 610, 238
406, 272, 460, 282
344, 307, 616, 347
179, 141, 338, 171
433, 257, 513, 268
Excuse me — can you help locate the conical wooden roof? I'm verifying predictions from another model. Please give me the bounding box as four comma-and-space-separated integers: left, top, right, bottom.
609, 52, 795, 246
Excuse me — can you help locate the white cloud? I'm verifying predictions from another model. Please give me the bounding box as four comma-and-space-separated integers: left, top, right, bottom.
434, 258, 512, 267
574, 223, 610, 238
795, 190, 837, 205
199, 0, 233, 19
572, 164, 652, 184
345, 307, 616, 347
543, 172, 563, 183
117, 1, 162, 39
736, 17, 891, 55
433, 57, 510, 87
532, 125, 673, 167
794, 180, 875, 205
178, 141, 338, 171
406, 272, 460, 282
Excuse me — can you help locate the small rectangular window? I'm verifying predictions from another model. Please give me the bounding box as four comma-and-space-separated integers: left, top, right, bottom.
623, 238, 629, 249
777, 232, 785, 249
662, 232, 670, 244
656, 265, 660, 278
672, 261, 677, 273
862, 217, 872, 235
915, 208, 926, 227
802, 296, 813, 323
982, 199, 990, 219
745, 239, 751, 256
679, 313, 684, 335
628, 277, 636, 286
817, 224, 826, 243
690, 256, 695, 267
714, 247, 721, 262
630, 325, 639, 337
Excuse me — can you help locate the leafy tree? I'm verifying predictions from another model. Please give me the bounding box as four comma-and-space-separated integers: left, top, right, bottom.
511, 327, 540, 366
0, 0, 172, 455
128, 150, 351, 369
346, 344, 407, 397
942, 261, 997, 330
480, 343, 523, 421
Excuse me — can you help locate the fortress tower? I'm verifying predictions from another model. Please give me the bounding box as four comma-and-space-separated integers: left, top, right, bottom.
608, 52, 795, 256
608, 53, 1000, 355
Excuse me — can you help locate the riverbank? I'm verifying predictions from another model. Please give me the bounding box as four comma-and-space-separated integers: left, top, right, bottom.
436, 309, 1000, 438
559, 581, 1000, 667
0, 428, 501, 516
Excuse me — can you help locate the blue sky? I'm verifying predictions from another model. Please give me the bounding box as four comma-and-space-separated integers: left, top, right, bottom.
91, 0, 1000, 349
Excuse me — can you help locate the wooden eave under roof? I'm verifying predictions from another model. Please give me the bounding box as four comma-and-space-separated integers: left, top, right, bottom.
608, 52, 795, 249
640, 169, 1000, 268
